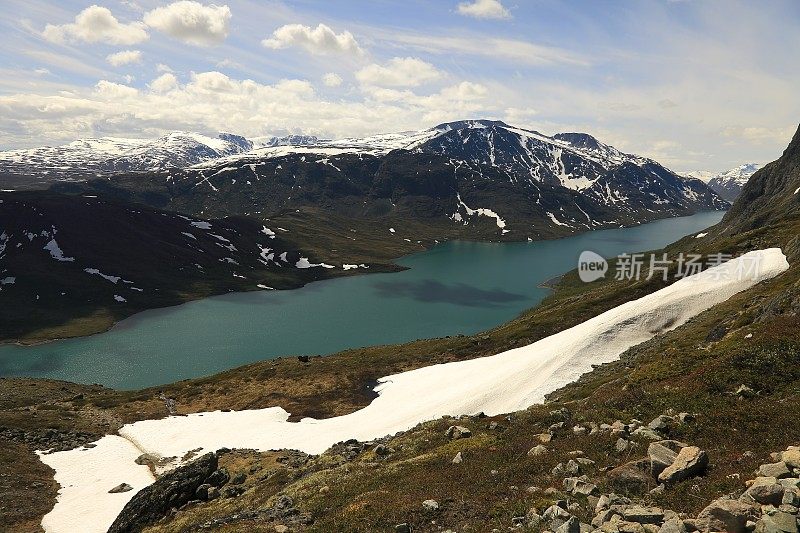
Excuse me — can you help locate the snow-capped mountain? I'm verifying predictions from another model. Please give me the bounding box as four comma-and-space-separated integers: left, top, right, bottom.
0, 132, 317, 188
705, 163, 761, 201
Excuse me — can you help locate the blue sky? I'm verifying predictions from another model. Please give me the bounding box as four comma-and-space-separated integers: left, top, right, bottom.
1, 0, 799, 172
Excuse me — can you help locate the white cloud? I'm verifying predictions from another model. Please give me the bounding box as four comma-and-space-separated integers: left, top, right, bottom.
262, 23, 363, 56
0, 72, 494, 148
34, 68, 51, 76
42, 5, 148, 45
106, 50, 142, 67
457, 0, 511, 20
143, 1, 231, 46
356, 57, 443, 88
383, 32, 589, 67
94, 80, 138, 99
322, 72, 343, 87
149, 73, 178, 92
156, 63, 173, 73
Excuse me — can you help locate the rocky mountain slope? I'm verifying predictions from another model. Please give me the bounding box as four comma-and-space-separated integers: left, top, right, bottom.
708, 163, 761, 201
0, 132, 317, 190
48, 120, 727, 243
0, 191, 356, 343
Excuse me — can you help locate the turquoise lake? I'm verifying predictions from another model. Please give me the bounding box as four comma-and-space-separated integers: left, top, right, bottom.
0, 212, 724, 389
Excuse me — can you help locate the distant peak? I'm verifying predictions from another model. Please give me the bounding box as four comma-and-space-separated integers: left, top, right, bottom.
783, 123, 800, 159
552, 132, 602, 150
432, 119, 511, 132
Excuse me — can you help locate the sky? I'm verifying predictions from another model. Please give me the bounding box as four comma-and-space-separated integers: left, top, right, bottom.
1, 0, 799, 172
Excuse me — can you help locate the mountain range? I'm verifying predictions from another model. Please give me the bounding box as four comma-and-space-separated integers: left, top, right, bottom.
0, 119, 729, 343
683, 163, 761, 201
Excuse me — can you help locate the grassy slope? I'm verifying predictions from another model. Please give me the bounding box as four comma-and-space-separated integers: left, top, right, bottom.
2, 213, 798, 532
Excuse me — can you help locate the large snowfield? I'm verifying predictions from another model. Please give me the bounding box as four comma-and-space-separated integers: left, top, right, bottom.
38, 248, 790, 533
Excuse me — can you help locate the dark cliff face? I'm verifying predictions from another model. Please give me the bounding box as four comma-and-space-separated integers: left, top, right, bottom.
721, 124, 800, 232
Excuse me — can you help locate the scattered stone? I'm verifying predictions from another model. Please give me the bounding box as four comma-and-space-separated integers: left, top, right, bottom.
422, 499, 439, 512
648, 440, 688, 478
782, 448, 800, 469
230, 472, 247, 485
577, 457, 596, 467
617, 438, 633, 453
445, 426, 471, 440
697, 498, 757, 533
633, 427, 664, 441
297, 355, 310, 363
609, 459, 654, 494
622, 506, 665, 525
760, 462, 792, 479
108, 483, 133, 494
537, 433, 554, 443
658, 446, 708, 483
573, 425, 588, 436
658, 518, 687, 533
556, 516, 582, 533
743, 482, 785, 505
677, 413, 695, 424
648, 415, 674, 433
527, 510, 544, 528
528, 445, 549, 457
755, 511, 798, 533
374, 444, 390, 456
736, 384, 756, 398
452, 452, 463, 464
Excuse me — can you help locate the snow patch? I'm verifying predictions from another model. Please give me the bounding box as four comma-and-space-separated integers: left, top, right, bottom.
43, 239, 74, 262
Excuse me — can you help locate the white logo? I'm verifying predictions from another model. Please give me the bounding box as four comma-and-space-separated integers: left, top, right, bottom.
578, 250, 608, 282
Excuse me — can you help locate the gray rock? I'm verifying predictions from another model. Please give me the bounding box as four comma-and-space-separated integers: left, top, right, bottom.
782, 448, 800, 469
697, 498, 757, 533
755, 512, 798, 533
658, 446, 708, 483
395, 524, 412, 533
108, 483, 133, 494
422, 499, 439, 512
658, 518, 687, 533
617, 438, 632, 453
736, 384, 756, 398
648, 441, 687, 478
452, 451, 463, 464
556, 516, 582, 533
621, 506, 665, 525
648, 415, 674, 432
445, 425, 471, 439
743, 482, 785, 505
593, 509, 622, 527
527, 510, 544, 528
760, 462, 793, 479
633, 427, 664, 441
528, 445, 549, 457
609, 459, 655, 494
782, 488, 799, 506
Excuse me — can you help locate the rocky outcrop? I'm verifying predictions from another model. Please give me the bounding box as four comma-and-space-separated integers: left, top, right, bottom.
108, 452, 221, 533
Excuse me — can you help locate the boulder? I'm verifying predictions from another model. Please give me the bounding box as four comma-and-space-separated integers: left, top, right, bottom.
658, 446, 708, 483
782, 448, 800, 469
108, 483, 133, 494
742, 482, 785, 505
556, 516, 582, 533
621, 506, 665, 525
609, 459, 655, 494
528, 445, 549, 457
445, 426, 471, 440
108, 453, 218, 533
754, 512, 798, 533
760, 462, 792, 479
633, 427, 664, 441
658, 518, 687, 533
648, 441, 688, 478
617, 438, 633, 453
452, 452, 463, 464
648, 416, 674, 433
697, 498, 757, 533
